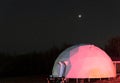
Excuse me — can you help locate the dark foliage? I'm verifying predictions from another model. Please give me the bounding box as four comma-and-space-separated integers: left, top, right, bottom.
0, 43, 72, 77
104, 36, 120, 57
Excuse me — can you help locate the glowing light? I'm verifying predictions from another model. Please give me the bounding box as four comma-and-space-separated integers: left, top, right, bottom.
78, 14, 82, 18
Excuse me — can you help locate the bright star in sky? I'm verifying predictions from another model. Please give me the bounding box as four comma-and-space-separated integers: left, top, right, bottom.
78, 14, 82, 18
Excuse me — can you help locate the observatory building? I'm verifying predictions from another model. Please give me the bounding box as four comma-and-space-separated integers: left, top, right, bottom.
50, 44, 116, 82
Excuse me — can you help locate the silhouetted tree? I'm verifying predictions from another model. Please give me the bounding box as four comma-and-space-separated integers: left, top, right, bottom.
104, 36, 120, 57
0, 43, 73, 77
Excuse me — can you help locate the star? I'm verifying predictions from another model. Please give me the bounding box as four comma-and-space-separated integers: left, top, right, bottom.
78, 14, 82, 18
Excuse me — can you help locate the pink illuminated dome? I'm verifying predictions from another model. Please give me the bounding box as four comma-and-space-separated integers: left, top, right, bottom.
52, 44, 116, 78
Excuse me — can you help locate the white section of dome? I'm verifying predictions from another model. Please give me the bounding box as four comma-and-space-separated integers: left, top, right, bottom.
52, 44, 116, 78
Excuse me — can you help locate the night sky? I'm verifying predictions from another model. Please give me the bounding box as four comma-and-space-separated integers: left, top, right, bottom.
0, 0, 120, 54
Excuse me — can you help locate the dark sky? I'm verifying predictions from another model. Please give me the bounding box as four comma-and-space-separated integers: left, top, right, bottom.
0, 0, 120, 54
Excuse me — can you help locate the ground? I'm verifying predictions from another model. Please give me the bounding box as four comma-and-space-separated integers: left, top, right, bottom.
0, 76, 120, 83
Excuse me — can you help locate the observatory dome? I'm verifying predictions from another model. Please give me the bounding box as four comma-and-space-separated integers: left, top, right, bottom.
52, 44, 116, 78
